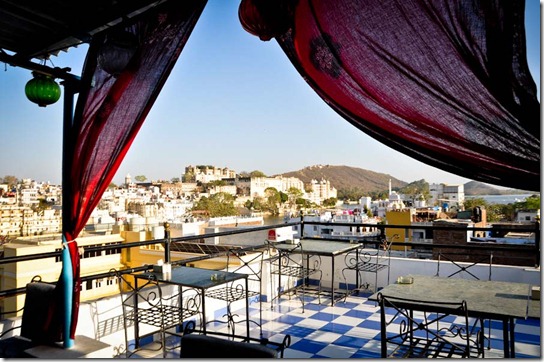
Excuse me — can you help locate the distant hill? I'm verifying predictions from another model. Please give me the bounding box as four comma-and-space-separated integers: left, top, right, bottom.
275, 165, 530, 196
275, 165, 407, 193
463, 181, 534, 195
463, 181, 502, 195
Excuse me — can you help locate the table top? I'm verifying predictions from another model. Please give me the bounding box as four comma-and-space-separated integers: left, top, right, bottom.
272, 239, 360, 256
134, 265, 247, 289
369, 274, 533, 319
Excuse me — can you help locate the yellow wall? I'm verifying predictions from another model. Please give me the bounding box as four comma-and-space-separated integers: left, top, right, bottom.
1, 231, 237, 317
385, 209, 413, 250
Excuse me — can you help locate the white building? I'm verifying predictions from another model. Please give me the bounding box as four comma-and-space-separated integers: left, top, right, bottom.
250, 176, 305, 198
516, 210, 540, 223
305, 179, 337, 205
429, 183, 465, 210
185, 165, 236, 183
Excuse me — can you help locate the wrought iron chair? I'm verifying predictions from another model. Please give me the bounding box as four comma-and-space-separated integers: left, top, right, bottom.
0, 276, 58, 358
377, 292, 485, 358
205, 246, 266, 338
436, 252, 493, 281
112, 269, 200, 358
180, 320, 291, 358
342, 234, 397, 300
267, 241, 322, 313
435, 252, 493, 349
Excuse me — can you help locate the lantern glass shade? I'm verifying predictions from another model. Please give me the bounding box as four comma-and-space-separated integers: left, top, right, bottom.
97, 30, 138, 76
25, 73, 61, 107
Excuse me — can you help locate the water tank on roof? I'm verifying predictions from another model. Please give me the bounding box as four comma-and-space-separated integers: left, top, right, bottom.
130, 217, 145, 231
152, 226, 164, 240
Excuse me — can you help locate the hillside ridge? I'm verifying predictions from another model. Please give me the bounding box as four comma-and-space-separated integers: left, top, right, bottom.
274, 164, 524, 195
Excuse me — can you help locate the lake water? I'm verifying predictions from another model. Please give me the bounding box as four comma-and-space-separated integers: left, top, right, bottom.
464, 194, 536, 205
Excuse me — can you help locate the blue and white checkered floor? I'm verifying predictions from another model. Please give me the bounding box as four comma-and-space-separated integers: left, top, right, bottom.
133, 292, 541, 358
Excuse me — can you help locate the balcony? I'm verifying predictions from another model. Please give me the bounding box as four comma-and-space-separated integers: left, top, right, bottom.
0, 220, 540, 358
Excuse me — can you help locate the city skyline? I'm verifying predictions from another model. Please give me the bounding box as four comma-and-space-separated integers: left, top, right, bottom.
0, 0, 540, 189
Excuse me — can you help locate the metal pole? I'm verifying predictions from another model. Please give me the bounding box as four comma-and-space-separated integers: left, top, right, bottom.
535, 219, 540, 268
61, 78, 77, 349
300, 210, 304, 239
164, 222, 171, 264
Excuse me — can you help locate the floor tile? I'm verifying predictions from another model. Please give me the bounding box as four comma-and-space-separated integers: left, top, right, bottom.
133, 293, 540, 358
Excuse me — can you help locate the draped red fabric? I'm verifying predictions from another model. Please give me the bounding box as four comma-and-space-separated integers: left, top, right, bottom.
266, 0, 539, 191
59, 0, 208, 339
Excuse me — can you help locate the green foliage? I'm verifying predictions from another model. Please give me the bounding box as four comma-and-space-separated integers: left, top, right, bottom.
171, 177, 180, 183
322, 197, 338, 207
463, 195, 541, 222
191, 192, 238, 217
208, 180, 227, 187
33, 198, 53, 214
108, 182, 117, 189
183, 171, 195, 182
279, 191, 289, 203
398, 179, 430, 203
249, 170, 267, 178
264, 187, 281, 214
245, 196, 264, 211
134, 175, 147, 182
463, 197, 487, 210
287, 187, 303, 206
519, 195, 541, 210
296, 197, 312, 208
1, 175, 18, 187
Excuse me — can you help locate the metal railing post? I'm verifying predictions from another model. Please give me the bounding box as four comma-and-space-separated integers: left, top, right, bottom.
535, 219, 540, 268
300, 210, 304, 239
164, 222, 171, 264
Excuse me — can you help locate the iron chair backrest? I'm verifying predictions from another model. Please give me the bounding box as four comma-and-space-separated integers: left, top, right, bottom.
180, 333, 278, 358
266, 240, 322, 312
377, 292, 484, 358
436, 252, 493, 280
0, 276, 58, 358
204, 246, 267, 338
112, 269, 193, 358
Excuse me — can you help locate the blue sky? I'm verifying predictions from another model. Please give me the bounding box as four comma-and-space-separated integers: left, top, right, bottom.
0, 0, 540, 188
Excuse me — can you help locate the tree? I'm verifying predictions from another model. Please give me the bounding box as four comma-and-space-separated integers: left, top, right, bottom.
2, 175, 18, 188
135, 175, 147, 182
287, 187, 303, 207
519, 195, 541, 210
463, 197, 487, 211
323, 197, 338, 207
191, 192, 238, 217
171, 177, 180, 183
296, 197, 312, 209
263, 187, 281, 214
183, 171, 195, 182
399, 179, 430, 205
249, 170, 266, 178
108, 182, 117, 189
208, 180, 226, 187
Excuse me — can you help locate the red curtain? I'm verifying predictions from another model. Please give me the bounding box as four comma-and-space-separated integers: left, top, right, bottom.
242, 0, 540, 191
58, 0, 207, 340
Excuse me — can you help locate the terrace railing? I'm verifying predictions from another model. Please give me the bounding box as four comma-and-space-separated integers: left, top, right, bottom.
0, 219, 539, 310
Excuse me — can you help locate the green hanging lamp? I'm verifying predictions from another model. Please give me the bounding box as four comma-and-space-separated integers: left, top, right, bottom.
25, 72, 61, 107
